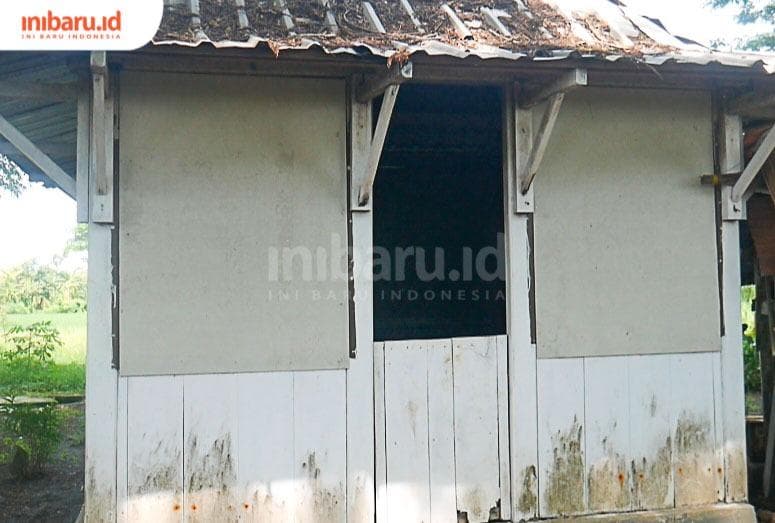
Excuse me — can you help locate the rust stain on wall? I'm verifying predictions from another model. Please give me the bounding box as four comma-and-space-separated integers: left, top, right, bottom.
517, 465, 538, 517
545, 417, 585, 516
185, 432, 237, 521
631, 437, 672, 510
673, 413, 716, 507
587, 447, 630, 512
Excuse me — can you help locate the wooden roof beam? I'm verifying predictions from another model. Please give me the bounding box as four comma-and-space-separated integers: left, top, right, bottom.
355, 60, 412, 103
0, 111, 75, 198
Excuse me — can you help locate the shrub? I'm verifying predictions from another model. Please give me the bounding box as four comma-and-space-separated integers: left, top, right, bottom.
2, 321, 61, 367
0, 400, 61, 479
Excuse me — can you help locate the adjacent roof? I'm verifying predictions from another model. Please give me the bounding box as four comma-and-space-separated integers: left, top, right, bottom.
153, 0, 775, 74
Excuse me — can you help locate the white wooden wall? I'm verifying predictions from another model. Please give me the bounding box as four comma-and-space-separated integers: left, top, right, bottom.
374, 336, 510, 523
534, 352, 729, 518
116, 371, 348, 522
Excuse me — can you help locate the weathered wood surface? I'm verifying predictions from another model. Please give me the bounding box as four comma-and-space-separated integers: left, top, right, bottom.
116, 370, 347, 522
536, 351, 730, 518
375, 335, 509, 523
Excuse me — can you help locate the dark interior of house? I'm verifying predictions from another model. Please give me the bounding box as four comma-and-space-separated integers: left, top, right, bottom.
372, 84, 506, 341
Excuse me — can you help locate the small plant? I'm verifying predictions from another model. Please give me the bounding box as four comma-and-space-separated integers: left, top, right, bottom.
743, 333, 761, 392
2, 321, 61, 367
0, 399, 61, 478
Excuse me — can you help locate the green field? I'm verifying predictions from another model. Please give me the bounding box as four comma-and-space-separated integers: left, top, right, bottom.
2, 312, 86, 365
0, 312, 86, 395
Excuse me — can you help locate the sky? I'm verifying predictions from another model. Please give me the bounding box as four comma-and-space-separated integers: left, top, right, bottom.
0, 0, 770, 271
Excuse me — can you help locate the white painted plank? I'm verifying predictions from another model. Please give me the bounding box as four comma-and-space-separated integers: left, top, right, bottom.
236, 372, 295, 522
116, 377, 128, 523
584, 356, 631, 513
76, 91, 90, 223
427, 340, 456, 523
84, 223, 117, 521
126, 376, 184, 522
712, 352, 726, 502
505, 87, 539, 521
670, 353, 718, 507
374, 342, 388, 523
537, 358, 586, 518
452, 337, 501, 522
628, 354, 673, 511
720, 219, 749, 500
384, 340, 431, 523
293, 370, 347, 523
183, 375, 239, 522
495, 335, 511, 521
91, 68, 113, 222
347, 94, 376, 523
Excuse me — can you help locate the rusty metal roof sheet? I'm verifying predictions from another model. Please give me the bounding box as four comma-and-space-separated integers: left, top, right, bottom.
152, 0, 775, 74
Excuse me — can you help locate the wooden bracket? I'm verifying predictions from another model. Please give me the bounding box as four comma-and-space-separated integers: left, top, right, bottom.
353, 83, 400, 210
515, 70, 586, 213
731, 124, 775, 204
90, 51, 114, 224
519, 68, 587, 110
0, 112, 75, 198
355, 61, 412, 104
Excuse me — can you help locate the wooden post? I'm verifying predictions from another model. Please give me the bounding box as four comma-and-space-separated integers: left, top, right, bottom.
347, 83, 376, 522
719, 111, 749, 501
505, 84, 540, 520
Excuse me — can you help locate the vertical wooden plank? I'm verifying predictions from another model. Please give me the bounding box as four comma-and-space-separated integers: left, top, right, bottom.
126, 376, 184, 522
452, 337, 501, 522
495, 335, 512, 521
347, 92, 375, 523
537, 358, 585, 518
712, 352, 726, 502
293, 370, 347, 523
84, 222, 117, 522
374, 343, 388, 523
384, 340, 431, 523
183, 375, 239, 522
116, 377, 128, 523
91, 65, 113, 223
670, 353, 718, 507
628, 354, 673, 511
584, 356, 631, 513
719, 113, 748, 500
505, 86, 540, 522
426, 340, 456, 523
76, 89, 90, 223
237, 372, 295, 522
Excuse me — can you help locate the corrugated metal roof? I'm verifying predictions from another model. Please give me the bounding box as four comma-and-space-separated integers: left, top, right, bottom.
152, 0, 775, 74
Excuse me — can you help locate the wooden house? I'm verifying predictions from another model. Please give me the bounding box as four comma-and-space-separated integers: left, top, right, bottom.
1, 0, 775, 521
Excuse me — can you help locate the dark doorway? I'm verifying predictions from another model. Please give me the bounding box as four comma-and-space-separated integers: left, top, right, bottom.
373, 84, 506, 341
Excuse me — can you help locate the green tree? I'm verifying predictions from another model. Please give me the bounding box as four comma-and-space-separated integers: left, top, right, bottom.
0, 154, 25, 197
63, 224, 88, 256
710, 0, 775, 51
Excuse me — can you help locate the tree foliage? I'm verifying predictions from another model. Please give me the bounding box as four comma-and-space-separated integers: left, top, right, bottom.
0, 154, 25, 197
0, 262, 86, 314
710, 0, 775, 50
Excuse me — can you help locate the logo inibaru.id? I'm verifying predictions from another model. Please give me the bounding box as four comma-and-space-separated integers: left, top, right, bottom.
2, 0, 162, 50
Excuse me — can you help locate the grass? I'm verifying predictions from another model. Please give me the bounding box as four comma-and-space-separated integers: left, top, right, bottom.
2, 312, 86, 365
0, 312, 86, 396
